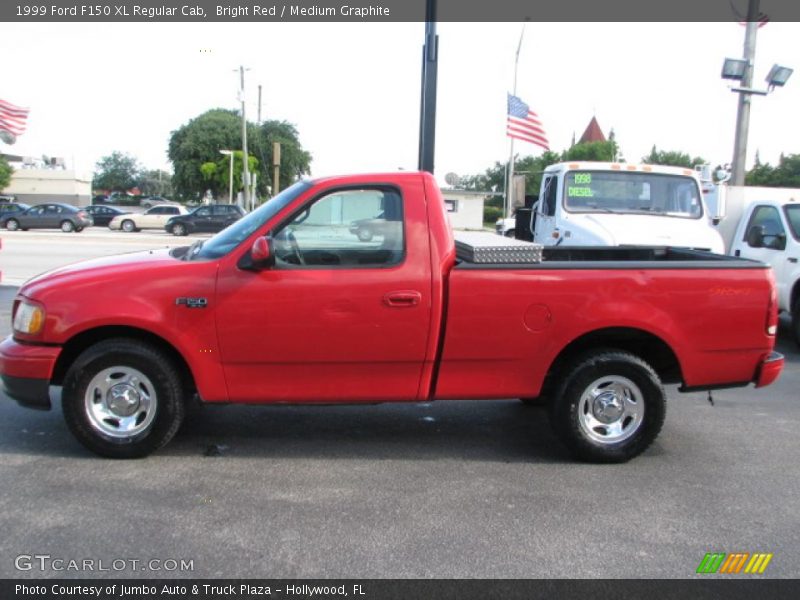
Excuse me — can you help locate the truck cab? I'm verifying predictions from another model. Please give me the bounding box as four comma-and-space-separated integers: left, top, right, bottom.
504, 162, 725, 253
731, 198, 800, 344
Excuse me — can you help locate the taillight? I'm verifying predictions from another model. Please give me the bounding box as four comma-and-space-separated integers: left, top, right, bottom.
766, 281, 778, 336
77, 211, 88, 218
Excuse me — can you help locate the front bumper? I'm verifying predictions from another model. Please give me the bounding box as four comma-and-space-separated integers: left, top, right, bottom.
0, 336, 61, 410
755, 351, 784, 388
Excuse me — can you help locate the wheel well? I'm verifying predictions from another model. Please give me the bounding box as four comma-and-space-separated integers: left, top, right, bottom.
51, 326, 196, 395
791, 279, 800, 313
545, 327, 683, 389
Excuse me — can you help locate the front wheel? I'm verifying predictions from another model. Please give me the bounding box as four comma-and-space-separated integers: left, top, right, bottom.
549, 350, 666, 463
172, 223, 188, 236
5, 219, 19, 231
62, 339, 186, 458
121, 219, 136, 232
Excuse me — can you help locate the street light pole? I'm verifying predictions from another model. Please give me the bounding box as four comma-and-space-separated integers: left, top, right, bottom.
239, 65, 251, 210
731, 0, 760, 186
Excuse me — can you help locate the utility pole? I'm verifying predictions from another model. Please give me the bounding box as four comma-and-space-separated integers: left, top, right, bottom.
505, 25, 525, 220
239, 65, 251, 210
731, 0, 760, 186
417, 0, 438, 174
258, 84, 262, 124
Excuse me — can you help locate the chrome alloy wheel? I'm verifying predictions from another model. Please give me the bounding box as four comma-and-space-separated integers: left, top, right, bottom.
577, 375, 644, 445
84, 366, 158, 439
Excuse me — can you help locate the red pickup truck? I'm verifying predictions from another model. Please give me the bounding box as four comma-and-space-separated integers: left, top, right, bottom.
0, 172, 784, 462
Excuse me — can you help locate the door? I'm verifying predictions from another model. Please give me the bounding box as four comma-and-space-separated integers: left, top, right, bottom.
533, 175, 558, 244
215, 183, 433, 403
193, 206, 215, 232
734, 204, 790, 299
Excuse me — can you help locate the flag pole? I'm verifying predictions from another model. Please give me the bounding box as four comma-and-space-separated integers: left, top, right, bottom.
505, 24, 525, 220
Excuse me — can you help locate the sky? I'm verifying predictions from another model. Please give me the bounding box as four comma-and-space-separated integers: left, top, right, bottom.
2, 21, 799, 188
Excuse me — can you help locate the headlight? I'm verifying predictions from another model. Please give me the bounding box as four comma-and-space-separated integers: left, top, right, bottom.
13, 300, 45, 335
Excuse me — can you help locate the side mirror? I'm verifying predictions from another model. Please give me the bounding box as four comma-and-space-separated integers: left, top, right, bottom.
239, 236, 274, 271
746, 225, 765, 248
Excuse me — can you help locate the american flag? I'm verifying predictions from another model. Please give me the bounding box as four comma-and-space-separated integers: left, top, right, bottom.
507, 93, 549, 150
0, 98, 30, 144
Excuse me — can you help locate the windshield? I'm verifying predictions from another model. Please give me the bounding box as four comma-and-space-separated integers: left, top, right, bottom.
563, 171, 703, 219
785, 205, 800, 240
192, 180, 312, 260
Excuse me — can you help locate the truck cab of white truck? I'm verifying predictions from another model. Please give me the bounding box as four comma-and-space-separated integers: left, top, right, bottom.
498, 162, 725, 254
730, 197, 800, 345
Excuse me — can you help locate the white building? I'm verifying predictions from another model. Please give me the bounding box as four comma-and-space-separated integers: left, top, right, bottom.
440, 189, 489, 230
1, 155, 92, 206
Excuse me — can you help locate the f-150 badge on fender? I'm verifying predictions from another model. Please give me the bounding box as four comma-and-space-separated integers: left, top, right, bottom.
175, 297, 208, 308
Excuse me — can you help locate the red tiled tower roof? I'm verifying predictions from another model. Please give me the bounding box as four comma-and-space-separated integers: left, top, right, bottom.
578, 117, 606, 143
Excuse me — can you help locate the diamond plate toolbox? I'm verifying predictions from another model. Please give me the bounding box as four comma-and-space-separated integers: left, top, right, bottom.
453, 231, 543, 264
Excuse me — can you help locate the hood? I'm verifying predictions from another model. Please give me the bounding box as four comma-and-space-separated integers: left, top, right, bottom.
20, 248, 182, 298
572, 213, 725, 252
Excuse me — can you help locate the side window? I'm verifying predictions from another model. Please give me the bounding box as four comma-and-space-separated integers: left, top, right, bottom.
29, 206, 44, 215
542, 177, 557, 216
196, 207, 212, 217
272, 188, 404, 268
745, 205, 786, 250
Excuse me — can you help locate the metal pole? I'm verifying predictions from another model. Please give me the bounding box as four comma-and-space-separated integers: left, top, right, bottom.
258, 84, 262, 124
240, 66, 251, 210
731, 0, 760, 186
506, 25, 525, 219
418, 0, 438, 173
228, 153, 233, 204
273, 142, 281, 196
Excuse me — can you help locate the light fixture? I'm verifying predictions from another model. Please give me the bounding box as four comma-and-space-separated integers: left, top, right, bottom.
766, 64, 793, 88
721, 58, 748, 81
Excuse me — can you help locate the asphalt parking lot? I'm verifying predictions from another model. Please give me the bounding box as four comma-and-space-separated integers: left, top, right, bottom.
0, 231, 798, 579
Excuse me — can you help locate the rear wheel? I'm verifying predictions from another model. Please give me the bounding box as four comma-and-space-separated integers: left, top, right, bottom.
5, 219, 19, 231
121, 219, 136, 232
62, 339, 186, 458
61, 220, 75, 233
549, 350, 666, 463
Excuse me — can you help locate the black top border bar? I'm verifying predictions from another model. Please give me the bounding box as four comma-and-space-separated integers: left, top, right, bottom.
4, 0, 800, 22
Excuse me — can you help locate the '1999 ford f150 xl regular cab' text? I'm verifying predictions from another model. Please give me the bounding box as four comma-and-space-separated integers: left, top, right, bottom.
0, 172, 784, 462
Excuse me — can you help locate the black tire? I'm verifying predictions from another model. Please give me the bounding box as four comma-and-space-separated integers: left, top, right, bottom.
5, 218, 19, 231
504, 230, 516, 238
75, 227, 84, 232
61, 220, 75, 233
62, 338, 185, 458
121, 219, 137, 232
173, 223, 188, 236
548, 350, 666, 463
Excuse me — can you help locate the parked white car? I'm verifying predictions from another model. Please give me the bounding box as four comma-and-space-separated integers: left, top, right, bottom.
108, 204, 188, 232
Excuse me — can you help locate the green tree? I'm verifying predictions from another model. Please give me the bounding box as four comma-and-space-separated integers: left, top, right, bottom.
93, 151, 141, 192
200, 151, 259, 201
563, 140, 619, 162
168, 108, 312, 200
138, 169, 173, 197
0, 154, 12, 190
642, 145, 706, 168
746, 153, 800, 187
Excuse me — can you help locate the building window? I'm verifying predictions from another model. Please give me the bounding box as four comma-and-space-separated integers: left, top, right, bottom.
444, 199, 458, 213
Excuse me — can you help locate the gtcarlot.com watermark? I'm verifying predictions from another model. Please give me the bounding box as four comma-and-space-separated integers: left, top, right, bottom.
14, 554, 194, 573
